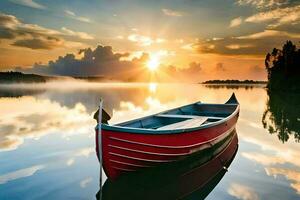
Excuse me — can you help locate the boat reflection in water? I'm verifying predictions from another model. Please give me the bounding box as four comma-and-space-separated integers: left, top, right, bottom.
97, 129, 238, 200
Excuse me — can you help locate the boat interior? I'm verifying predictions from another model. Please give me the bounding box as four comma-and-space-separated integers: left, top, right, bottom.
116, 102, 239, 130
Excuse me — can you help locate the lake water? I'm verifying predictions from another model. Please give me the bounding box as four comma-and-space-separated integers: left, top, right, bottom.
0, 82, 299, 200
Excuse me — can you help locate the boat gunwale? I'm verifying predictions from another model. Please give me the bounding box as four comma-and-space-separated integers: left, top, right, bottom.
98, 97, 239, 135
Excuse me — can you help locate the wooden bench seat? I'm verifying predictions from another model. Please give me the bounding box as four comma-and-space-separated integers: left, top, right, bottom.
157, 117, 208, 130
156, 114, 223, 120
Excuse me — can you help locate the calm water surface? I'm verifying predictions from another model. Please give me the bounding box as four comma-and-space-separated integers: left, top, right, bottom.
0, 82, 299, 200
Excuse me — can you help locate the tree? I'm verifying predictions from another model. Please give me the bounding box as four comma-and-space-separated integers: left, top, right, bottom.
264, 41, 300, 91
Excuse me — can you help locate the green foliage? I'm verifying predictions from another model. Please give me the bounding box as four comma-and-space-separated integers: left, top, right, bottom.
262, 90, 300, 143
265, 40, 300, 91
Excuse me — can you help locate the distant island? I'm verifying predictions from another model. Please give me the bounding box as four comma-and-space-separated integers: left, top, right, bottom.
0, 71, 53, 84
202, 80, 267, 84
73, 76, 113, 82
0, 71, 114, 84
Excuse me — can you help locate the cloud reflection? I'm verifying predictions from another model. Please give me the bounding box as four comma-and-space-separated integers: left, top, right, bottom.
228, 183, 259, 200
0, 165, 44, 184
0, 96, 94, 151
266, 167, 300, 194
80, 177, 93, 188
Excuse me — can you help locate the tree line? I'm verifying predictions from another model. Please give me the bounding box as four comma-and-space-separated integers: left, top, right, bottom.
0, 71, 50, 83
265, 40, 300, 91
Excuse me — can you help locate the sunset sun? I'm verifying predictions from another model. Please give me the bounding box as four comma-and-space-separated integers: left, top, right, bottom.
146, 56, 160, 71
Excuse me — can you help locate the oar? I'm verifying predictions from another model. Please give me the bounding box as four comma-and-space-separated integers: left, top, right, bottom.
96, 99, 112, 200
98, 98, 103, 187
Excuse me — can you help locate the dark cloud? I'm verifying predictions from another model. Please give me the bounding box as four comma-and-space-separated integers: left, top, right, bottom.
0, 13, 19, 26
18, 45, 203, 82
195, 30, 300, 56
186, 62, 202, 73
0, 12, 91, 50
162, 62, 202, 82
0, 13, 64, 49
0, 13, 19, 39
21, 45, 149, 78
216, 63, 226, 71
251, 65, 264, 73
12, 38, 63, 49
0, 27, 15, 39
236, 0, 291, 9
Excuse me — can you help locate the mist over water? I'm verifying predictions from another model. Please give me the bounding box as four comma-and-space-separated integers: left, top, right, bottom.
0, 82, 299, 200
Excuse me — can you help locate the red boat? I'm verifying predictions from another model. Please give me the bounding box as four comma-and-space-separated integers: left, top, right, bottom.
99, 130, 238, 200
95, 93, 239, 180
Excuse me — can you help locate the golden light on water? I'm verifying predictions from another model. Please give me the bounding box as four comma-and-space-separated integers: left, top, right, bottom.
148, 82, 157, 93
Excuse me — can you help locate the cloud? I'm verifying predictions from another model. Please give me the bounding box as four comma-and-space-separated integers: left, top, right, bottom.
61, 27, 94, 40
80, 177, 93, 188
236, 0, 289, 9
75, 147, 94, 157
0, 12, 63, 49
245, 5, 300, 27
162, 8, 183, 17
64, 10, 91, 23
265, 167, 300, 194
12, 38, 64, 49
188, 62, 202, 72
242, 152, 286, 165
16, 43, 202, 81
193, 29, 300, 56
0, 13, 91, 49
238, 118, 300, 170
0, 96, 94, 151
235, 30, 300, 39
216, 62, 226, 71
10, 0, 46, 10
230, 17, 243, 27
162, 62, 202, 82
0, 12, 20, 29
226, 44, 254, 49
228, 183, 259, 200
250, 65, 265, 74
66, 158, 75, 166
128, 34, 166, 46
64, 146, 95, 167
20, 45, 150, 78
128, 34, 154, 46
181, 43, 195, 51
0, 165, 44, 184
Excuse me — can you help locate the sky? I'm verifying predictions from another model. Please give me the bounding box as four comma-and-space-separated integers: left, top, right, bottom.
0, 0, 300, 82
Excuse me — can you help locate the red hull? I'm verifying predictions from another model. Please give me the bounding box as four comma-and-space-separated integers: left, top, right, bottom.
99, 132, 238, 200
96, 111, 239, 180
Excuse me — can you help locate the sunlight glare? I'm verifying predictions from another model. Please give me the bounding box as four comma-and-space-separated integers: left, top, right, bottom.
147, 56, 160, 71
148, 82, 157, 93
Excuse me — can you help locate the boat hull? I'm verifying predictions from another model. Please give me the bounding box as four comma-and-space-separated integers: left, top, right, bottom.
99, 131, 238, 200
96, 110, 239, 180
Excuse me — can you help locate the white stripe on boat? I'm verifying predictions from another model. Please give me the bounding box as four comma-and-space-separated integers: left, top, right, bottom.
109, 126, 235, 149
106, 127, 235, 164
109, 152, 176, 163
109, 159, 150, 167
108, 144, 190, 156
111, 166, 135, 172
